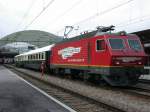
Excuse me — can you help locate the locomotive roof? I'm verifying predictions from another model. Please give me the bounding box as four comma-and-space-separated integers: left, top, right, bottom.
15, 44, 54, 57
56, 30, 136, 44
56, 30, 97, 44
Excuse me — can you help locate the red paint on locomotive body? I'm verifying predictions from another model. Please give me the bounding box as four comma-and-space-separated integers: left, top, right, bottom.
107, 35, 146, 66
50, 33, 146, 68
49, 28, 149, 86
51, 38, 89, 66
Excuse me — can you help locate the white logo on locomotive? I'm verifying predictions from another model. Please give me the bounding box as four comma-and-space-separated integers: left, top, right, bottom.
58, 47, 81, 59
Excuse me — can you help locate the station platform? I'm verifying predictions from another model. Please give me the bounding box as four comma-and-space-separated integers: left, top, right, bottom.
0, 65, 75, 112
140, 66, 150, 80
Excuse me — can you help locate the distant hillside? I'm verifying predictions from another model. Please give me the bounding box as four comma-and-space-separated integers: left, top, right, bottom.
0, 30, 63, 47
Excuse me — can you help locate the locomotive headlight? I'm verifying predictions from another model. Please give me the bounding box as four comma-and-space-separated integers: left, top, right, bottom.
115, 61, 120, 65
138, 62, 142, 65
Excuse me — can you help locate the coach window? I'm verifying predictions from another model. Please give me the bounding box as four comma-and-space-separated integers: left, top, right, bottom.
30, 55, 31, 60
31, 54, 33, 60
96, 39, 105, 51
40, 53, 42, 60
43, 52, 45, 59
36, 54, 38, 60
28, 55, 29, 60
41, 53, 44, 59
38, 54, 40, 60
25, 56, 26, 61
20, 56, 22, 61
40, 53, 42, 59
20, 57, 21, 61
32, 54, 34, 60
39, 53, 42, 60
34, 54, 36, 60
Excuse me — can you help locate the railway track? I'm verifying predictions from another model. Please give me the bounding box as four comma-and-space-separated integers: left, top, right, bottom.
6, 65, 125, 112
119, 86, 150, 99
139, 79, 150, 84
122, 79, 150, 98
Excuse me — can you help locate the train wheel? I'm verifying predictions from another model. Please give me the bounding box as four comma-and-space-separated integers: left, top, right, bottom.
53, 68, 59, 75
83, 71, 90, 82
128, 74, 140, 85
70, 69, 80, 79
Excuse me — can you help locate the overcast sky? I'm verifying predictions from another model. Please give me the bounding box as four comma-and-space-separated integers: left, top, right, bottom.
0, 0, 150, 38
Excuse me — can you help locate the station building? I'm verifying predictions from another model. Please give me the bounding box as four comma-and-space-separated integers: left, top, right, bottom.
0, 30, 62, 64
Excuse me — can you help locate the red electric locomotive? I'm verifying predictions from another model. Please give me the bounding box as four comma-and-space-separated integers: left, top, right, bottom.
50, 26, 147, 86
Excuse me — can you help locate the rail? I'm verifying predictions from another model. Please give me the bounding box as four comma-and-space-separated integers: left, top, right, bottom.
5, 65, 125, 112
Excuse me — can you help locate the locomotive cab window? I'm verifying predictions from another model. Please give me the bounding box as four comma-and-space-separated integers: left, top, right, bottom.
128, 39, 142, 51
96, 39, 105, 51
109, 38, 124, 50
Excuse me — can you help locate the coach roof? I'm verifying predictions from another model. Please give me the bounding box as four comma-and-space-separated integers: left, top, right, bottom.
15, 44, 54, 57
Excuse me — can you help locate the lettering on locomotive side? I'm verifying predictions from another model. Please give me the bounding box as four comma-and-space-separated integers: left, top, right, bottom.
58, 47, 81, 59
68, 59, 84, 62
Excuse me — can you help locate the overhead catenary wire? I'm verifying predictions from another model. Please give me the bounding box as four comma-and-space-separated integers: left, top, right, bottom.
24, 0, 55, 30
15, 0, 36, 31
42, 0, 83, 29
73, 0, 135, 26
116, 14, 150, 28
42, 0, 45, 9
55, 0, 135, 35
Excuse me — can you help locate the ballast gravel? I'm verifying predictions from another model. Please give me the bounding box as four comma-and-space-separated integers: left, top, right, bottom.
12, 67, 150, 112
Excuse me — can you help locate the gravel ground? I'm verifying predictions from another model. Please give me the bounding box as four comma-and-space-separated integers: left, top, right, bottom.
10, 66, 150, 112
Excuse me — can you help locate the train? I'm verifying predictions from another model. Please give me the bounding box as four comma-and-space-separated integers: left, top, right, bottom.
14, 26, 148, 86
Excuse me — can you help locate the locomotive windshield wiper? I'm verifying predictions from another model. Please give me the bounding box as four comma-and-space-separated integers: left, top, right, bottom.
121, 49, 127, 54
132, 48, 139, 52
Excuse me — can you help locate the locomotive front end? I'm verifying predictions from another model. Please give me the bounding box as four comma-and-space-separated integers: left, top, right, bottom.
104, 34, 147, 86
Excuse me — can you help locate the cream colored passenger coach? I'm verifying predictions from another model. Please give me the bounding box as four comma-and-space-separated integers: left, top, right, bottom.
15, 44, 54, 69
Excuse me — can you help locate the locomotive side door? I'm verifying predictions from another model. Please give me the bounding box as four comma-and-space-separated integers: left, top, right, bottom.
88, 42, 91, 64
91, 37, 109, 66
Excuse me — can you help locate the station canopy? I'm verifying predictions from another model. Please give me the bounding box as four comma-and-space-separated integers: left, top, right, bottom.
0, 30, 62, 54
